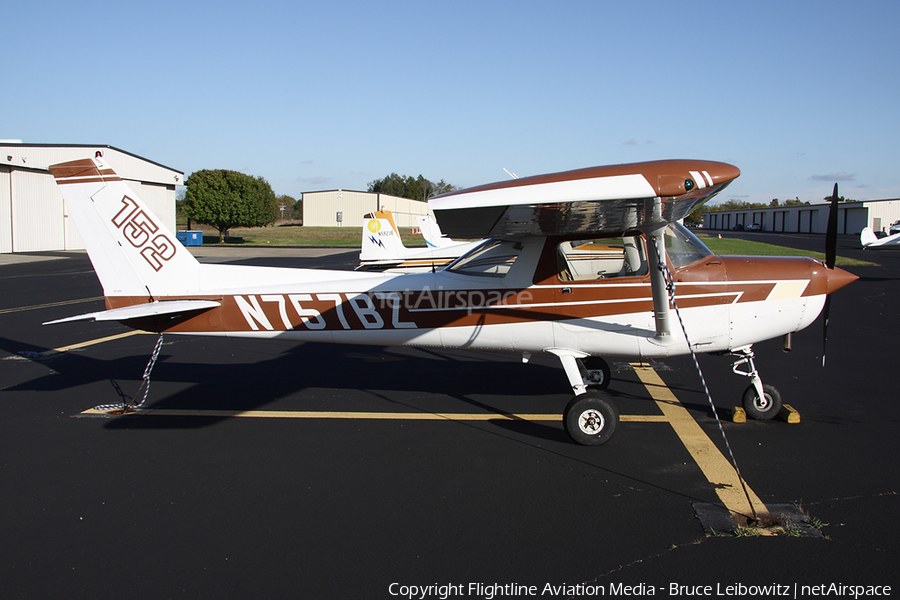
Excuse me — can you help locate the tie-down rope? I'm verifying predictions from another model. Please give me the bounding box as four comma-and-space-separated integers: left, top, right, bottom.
93, 333, 165, 413
650, 236, 758, 521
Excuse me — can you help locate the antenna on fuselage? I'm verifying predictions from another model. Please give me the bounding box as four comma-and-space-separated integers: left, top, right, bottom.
502, 168, 518, 179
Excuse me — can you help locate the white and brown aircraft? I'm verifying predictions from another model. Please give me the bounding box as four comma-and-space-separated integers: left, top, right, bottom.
45, 157, 857, 445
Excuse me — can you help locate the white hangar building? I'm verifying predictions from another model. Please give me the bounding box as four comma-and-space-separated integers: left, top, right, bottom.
701, 197, 900, 235
302, 189, 432, 228
1, 142, 182, 253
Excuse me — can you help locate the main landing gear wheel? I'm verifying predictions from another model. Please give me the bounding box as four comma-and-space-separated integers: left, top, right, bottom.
582, 356, 612, 391
563, 392, 619, 446
742, 383, 782, 420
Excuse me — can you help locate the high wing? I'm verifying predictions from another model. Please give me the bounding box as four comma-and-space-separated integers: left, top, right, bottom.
429, 159, 740, 238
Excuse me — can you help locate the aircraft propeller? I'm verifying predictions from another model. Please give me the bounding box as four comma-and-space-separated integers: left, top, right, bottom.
822, 183, 839, 367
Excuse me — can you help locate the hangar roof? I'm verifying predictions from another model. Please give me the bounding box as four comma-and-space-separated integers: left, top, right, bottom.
1, 143, 183, 186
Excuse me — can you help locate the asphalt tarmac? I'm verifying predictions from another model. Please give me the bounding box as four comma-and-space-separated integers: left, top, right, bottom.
1, 235, 897, 599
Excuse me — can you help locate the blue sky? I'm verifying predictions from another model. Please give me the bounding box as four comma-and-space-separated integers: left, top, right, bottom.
5, 0, 898, 204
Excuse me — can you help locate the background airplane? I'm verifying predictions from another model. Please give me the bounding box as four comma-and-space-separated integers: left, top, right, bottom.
45, 157, 856, 445
357, 210, 480, 272
415, 214, 464, 249
860, 227, 900, 249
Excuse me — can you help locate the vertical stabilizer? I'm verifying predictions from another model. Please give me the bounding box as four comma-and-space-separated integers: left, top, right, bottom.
359, 210, 411, 261
860, 227, 878, 248
415, 215, 453, 248
49, 158, 200, 298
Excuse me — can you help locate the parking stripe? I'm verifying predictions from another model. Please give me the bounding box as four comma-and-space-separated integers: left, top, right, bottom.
0, 296, 103, 315
632, 364, 767, 519
44, 331, 150, 356
64, 331, 762, 519
78, 408, 670, 422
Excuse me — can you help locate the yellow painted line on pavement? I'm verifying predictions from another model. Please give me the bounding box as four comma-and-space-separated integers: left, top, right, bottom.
80, 408, 565, 421
0, 296, 104, 315
43, 330, 151, 356
64, 336, 759, 520
632, 364, 768, 520
79, 407, 670, 422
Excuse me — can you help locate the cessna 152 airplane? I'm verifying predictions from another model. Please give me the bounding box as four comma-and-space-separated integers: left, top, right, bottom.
357, 210, 479, 272
45, 157, 856, 445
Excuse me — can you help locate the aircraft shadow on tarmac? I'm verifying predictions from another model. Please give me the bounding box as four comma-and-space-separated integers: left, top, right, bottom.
1, 334, 658, 437
4, 334, 738, 511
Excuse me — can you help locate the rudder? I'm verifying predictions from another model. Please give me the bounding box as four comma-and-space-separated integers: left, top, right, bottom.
360, 210, 410, 261
860, 227, 878, 248
50, 158, 200, 298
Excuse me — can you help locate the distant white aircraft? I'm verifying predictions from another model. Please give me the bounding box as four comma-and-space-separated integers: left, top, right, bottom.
357, 210, 480, 273
860, 227, 900, 250
415, 214, 462, 249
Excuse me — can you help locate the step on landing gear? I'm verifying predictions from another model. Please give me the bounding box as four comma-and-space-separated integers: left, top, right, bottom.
729, 346, 782, 420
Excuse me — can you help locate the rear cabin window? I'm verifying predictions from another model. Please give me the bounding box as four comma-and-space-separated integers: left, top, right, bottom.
557, 236, 648, 281
447, 239, 522, 277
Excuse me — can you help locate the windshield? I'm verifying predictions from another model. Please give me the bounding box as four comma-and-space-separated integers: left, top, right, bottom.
665, 222, 712, 268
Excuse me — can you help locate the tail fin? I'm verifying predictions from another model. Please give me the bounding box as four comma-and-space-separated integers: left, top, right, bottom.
415, 215, 453, 248
49, 158, 200, 298
860, 227, 878, 248
359, 210, 411, 261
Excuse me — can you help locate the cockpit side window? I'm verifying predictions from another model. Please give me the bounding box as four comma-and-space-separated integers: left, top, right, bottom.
447, 239, 522, 277
664, 222, 712, 268
557, 236, 648, 281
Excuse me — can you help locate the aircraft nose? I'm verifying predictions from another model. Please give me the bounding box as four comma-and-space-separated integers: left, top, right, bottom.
826, 266, 858, 295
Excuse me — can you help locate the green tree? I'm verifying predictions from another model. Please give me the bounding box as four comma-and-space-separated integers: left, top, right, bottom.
275, 194, 298, 221
707, 199, 770, 211
183, 170, 277, 243
368, 173, 457, 200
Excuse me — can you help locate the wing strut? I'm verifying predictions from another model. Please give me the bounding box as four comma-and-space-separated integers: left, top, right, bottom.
646, 221, 674, 343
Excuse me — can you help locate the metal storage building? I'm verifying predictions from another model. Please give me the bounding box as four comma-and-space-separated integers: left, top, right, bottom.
701, 198, 900, 234
302, 189, 432, 228
1, 143, 182, 253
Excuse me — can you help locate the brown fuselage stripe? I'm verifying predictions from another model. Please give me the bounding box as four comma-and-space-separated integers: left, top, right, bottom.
98, 236, 824, 334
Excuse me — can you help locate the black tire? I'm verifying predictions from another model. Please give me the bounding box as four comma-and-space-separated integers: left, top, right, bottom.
563, 392, 619, 445
582, 356, 612, 391
742, 383, 782, 420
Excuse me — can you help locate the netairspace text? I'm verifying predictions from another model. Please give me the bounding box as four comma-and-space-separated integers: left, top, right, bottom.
387, 582, 893, 599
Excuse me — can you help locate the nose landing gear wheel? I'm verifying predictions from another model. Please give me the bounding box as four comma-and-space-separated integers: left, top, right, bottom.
563, 392, 619, 445
742, 383, 782, 420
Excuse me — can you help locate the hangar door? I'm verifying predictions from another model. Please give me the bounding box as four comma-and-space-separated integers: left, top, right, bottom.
0, 166, 11, 253
6, 168, 67, 252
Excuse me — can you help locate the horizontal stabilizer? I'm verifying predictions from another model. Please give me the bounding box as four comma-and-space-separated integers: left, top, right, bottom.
43, 299, 221, 325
